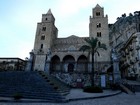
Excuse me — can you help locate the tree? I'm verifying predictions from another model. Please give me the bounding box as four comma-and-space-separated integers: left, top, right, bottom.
122, 13, 126, 18
79, 37, 107, 86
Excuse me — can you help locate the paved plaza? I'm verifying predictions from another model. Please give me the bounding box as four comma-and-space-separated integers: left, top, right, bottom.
0, 92, 140, 105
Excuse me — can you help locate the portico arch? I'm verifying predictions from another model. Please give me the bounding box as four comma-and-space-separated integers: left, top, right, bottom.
77, 55, 88, 72
63, 55, 75, 72
51, 55, 60, 72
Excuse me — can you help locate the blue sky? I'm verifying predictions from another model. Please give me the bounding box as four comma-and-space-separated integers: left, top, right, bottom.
0, 0, 140, 59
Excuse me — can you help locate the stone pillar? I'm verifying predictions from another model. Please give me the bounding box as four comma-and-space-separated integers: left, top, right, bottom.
25, 51, 34, 71
88, 62, 92, 73
44, 61, 50, 74
112, 49, 121, 84
44, 48, 52, 74
113, 60, 121, 83
60, 62, 63, 72
75, 62, 77, 72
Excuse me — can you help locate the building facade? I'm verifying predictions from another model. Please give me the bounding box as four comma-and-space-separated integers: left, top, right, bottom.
0, 58, 26, 71
32, 4, 111, 87
109, 11, 140, 80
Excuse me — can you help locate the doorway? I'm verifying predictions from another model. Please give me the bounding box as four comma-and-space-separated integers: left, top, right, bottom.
68, 63, 74, 72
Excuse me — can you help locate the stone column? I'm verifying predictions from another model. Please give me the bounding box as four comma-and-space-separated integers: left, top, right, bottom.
44, 48, 51, 74
113, 60, 121, 83
44, 61, 50, 74
60, 62, 62, 72
25, 51, 34, 71
112, 49, 121, 84
75, 62, 77, 72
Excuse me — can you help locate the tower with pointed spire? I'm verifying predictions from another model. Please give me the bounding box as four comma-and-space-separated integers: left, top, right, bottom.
89, 4, 110, 62
33, 9, 58, 71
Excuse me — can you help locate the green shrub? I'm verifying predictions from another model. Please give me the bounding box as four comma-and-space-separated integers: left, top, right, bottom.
42, 74, 46, 77
46, 80, 50, 82
110, 84, 120, 90
50, 83, 54, 85
44, 77, 48, 79
13, 93, 23, 100
83, 86, 103, 93
54, 86, 59, 90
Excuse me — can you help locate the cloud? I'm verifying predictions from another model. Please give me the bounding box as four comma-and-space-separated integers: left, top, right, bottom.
104, 0, 140, 23
1, 0, 140, 59
53, 0, 108, 36
58, 20, 89, 38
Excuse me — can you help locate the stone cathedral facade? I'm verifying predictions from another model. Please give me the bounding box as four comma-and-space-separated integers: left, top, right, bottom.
32, 4, 111, 87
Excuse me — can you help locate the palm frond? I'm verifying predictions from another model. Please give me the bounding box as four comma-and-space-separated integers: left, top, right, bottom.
99, 43, 107, 50
79, 45, 91, 52
79, 37, 107, 55
84, 37, 98, 49
96, 50, 100, 56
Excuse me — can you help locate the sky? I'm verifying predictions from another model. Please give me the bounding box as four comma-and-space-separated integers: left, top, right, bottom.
0, 0, 140, 59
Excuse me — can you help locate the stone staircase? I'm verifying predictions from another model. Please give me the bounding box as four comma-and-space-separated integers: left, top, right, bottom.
119, 84, 135, 95
126, 80, 140, 92
0, 71, 67, 102
38, 71, 70, 96
119, 79, 140, 94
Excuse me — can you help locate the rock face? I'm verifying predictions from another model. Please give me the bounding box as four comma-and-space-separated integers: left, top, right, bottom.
109, 10, 140, 79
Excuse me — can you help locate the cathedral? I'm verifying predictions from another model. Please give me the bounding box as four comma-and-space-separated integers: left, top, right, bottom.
31, 4, 111, 87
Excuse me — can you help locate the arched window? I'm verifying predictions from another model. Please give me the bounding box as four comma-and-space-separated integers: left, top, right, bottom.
41, 36, 45, 40
98, 42, 101, 46
96, 12, 100, 16
97, 23, 101, 28
41, 44, 43, 49
68, 45, 76, 52
97, 32, 101, 37
42, 27, 46, 31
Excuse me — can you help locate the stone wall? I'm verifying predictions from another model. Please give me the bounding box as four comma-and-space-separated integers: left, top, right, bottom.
51, 72, 113, 88
51, 72, 91, 88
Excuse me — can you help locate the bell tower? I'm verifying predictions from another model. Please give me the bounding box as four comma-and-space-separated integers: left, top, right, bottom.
89, 4, 110, 62
33, 9, 58, 71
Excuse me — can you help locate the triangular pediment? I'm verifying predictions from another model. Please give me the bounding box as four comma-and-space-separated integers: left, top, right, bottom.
67, 35, 79, 38
47, 9, 52, 14
95, 4, 101, 8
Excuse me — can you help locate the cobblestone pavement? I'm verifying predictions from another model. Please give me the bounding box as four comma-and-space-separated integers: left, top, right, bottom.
0, 92, 140, 105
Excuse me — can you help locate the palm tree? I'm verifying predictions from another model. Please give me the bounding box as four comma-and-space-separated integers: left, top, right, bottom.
79, 37, 107, 86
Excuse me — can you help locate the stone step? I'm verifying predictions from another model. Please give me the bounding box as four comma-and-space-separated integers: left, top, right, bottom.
0, 71, 66, 102
133, 85, 140, 92
38, 71, 70, 96
0, 93, 65, 102
120, 84, 135, 95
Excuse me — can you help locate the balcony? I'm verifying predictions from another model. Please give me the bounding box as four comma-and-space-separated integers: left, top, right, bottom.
129, 45, 133, 51
125, 49, 129, 55
136, 45, 140, 50
121, 60, 130, 68
135, 57, 139, 62
130, 59, 135, 64
121, 51, 126, 57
